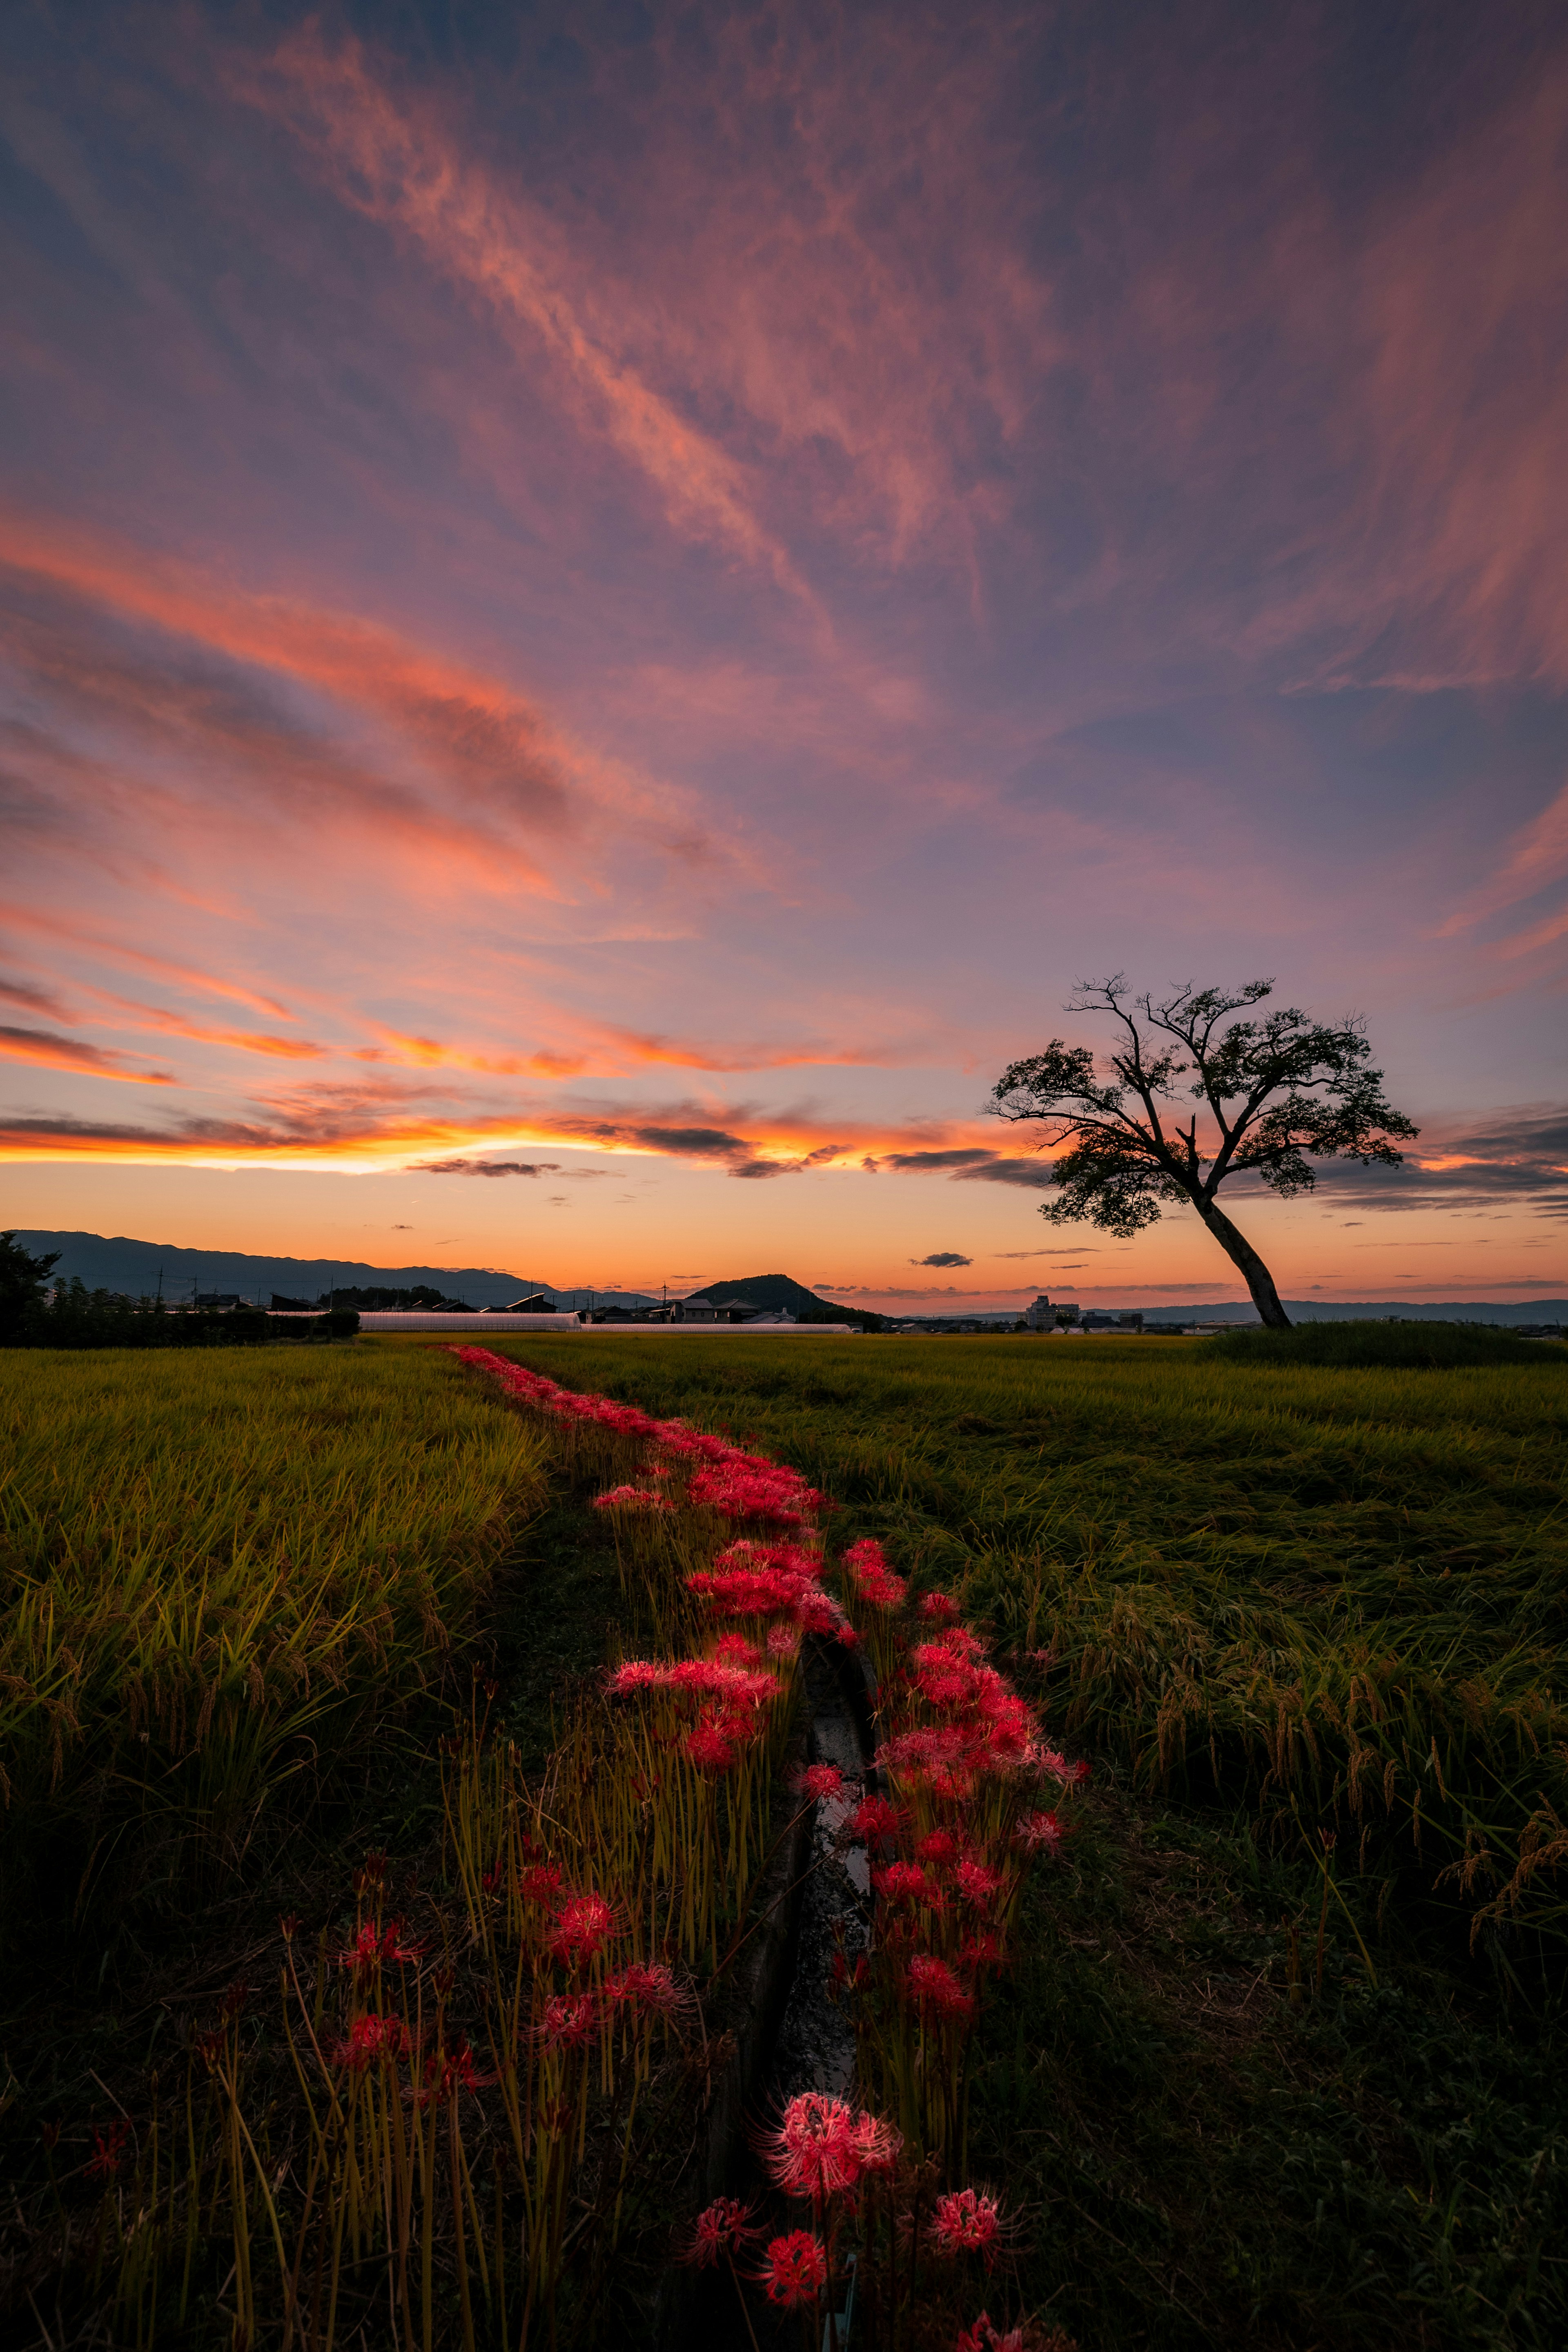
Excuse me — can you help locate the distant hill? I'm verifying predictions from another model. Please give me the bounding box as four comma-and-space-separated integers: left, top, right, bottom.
1138, 1300, 1568, 1327
8, 1230, 545, 1311
684, 1272, 840, 1317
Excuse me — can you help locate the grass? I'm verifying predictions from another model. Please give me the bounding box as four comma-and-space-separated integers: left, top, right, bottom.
968, 1778, 1568, 2350
469, 1333, 1568, 1946
457, 1332, 1568, 2348
0, 1344, 552, 1951
1211, 1321, 1561, 1369
4, 1330, 1564, 2347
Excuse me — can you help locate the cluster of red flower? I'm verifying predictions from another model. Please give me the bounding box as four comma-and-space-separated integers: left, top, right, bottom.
447, 1349, 1081, 2348
831, 1538, 1089, 2224
686, 2089, 1014, 2327
452, 1346, 826, 1529
688, 1537, 856, 1643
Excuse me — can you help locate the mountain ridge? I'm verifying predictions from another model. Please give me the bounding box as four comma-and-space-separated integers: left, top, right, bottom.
7, 1230, 556, 1311
6, 1236, 1561, 1324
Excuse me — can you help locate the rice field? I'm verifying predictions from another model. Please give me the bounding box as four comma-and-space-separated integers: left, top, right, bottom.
474, 1333, 1568, 1948
0, 1345, 551, 1935
3, 1329, 1564, 2349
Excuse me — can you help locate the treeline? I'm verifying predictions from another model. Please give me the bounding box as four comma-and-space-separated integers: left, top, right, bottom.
296, 1284, 475, 1311
1, 1236, 358, 1347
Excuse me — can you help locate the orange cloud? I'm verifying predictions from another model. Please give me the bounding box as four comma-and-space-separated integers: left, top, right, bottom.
354, 1033, 589, 1079
0, 1086, 1007, 1173
0, 1026, 174, 1085
127, 1011, 329, 1060
347, 1018, 924, 1083
0, 903, 297, 1020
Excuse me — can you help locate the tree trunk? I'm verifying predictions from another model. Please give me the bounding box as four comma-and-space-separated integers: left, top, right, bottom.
1195, 1199, 1292, 1328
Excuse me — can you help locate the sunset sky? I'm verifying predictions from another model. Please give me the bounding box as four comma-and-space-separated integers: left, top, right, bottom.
2, 0, 1566, 1310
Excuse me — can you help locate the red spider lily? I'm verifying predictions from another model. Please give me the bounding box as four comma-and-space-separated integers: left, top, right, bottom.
767, 1623, 802, 1659
916, 1661, 978, 1710
793, 1763, 846, 1802
684, 1720, 737, 1772
757, 2229, 829, 2308
605, 1961, 685, 2019
547, 1889, 617, 1967
480, 1864, 505, 1894
688, 1564, 809, 1618
336, 1920, 420, 1977
538, 1993, 599, 2051
930, 2187, 1006, 2267
955, 2316, 1031, 2352
1031, 1747, 1089, 1788
666, 1659, 778, 1708
916, 1828, 959, 1865
918, 1591, 961, 1625
1014, 1810, 1065, 1855
763, 2092, 866, 2201
333, 2012, 412, 2071
427, 2041, 493, 2100
86, 2120, 131, 2182
907, 1953, 976, 2020
959, 1929, 1007, 1976
793, 1588, 859, 1643
519, 1860, 565, 1904
842, 1538, 907, 1608
955, 1858, 1006, 1907
849, 1793, 902, 1841
713, 1632, 763, 1667
850, 2111, 904, 2173
874, 1861, 935, 1906
592, 1485, 671, 1511
278, 1912, 301, 1941
688, 1460, 824, 1527
681, 2195, 760, 2267
608, 1659, 667, 1694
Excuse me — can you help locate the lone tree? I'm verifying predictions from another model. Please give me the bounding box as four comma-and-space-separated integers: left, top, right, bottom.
991, 979, 1417, 1329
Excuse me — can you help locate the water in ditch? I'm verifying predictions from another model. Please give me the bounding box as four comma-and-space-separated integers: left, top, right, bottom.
770, 1643, 873, 2100
686, 1638, 875, 2347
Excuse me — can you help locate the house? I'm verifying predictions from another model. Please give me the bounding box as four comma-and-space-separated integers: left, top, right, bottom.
1081, 1309, 1144, 1333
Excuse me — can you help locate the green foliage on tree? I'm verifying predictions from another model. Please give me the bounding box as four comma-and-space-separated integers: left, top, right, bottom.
0, 1240, 359, 1347
0, 1233, 60, 1342
992, 978, 1417, 1329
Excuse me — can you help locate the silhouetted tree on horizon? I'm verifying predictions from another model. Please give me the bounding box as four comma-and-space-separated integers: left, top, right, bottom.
991, 978, 1418, 1329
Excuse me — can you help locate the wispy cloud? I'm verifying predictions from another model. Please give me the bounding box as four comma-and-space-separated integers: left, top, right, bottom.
0, 1025, 174, 1084
227, 29, 812, 603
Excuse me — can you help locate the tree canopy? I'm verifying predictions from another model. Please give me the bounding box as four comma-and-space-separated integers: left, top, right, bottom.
991, 978, 1417, 1327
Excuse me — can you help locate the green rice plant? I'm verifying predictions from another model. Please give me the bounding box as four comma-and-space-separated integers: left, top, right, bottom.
1210, 1320, 1564, 1368
468, 1336, 1568, 1941
0, 1347, 551, 1938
